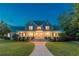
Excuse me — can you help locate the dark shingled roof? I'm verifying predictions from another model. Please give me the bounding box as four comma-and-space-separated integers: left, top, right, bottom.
33, 20, 44, 26
8, 20, 61, 32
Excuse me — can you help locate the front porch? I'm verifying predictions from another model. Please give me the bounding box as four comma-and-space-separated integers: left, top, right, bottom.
26, 30, 52, 41
16, 30, 61, 41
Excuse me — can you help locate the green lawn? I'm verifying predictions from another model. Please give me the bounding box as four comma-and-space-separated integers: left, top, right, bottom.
0, 40, 34, 56
46, 41, 79, 56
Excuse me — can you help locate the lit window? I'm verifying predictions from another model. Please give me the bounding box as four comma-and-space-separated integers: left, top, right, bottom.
28, 32, 33, 37
46, 26, 50, 30
46, 32, 50, 37
37, 26, 41, 30
29, 26, 33, 30
54, 33, 58, 37
23, 33, 25, 36
54, 33, 56, 37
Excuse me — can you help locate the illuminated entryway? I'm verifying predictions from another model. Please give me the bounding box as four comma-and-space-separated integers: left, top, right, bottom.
34, 30, 44, 40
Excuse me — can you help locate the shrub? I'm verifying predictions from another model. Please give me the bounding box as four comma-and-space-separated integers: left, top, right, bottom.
19, 37, 29, 42
4, 36, 10, 40
76, 33, 79, 41
12, 34, 19, 40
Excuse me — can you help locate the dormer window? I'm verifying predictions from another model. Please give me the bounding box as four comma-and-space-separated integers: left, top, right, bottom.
29, 26, 33, 30
45, 26, 50, 30
37, 26, 41, 30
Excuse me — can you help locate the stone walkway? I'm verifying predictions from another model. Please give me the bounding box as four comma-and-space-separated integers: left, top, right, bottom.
30, 42, 53, 56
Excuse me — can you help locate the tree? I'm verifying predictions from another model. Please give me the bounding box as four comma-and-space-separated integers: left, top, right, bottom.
58, 4, 79, 41
12, 33, 19, 40
76, 33, 79, 41
0, 20, 11, 38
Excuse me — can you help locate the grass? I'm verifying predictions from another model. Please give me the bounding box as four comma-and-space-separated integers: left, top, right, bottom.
0, 40, 34, 56
46, 41, 79, 56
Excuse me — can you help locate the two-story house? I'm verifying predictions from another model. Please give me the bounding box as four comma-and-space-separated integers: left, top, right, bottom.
16, 20, 62, 41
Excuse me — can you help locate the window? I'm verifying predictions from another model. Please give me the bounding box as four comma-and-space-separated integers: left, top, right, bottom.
29, 26, 33, 30
54, 33, 56, 37
45, 32, 50, 37
23, 33, 25, 37
54, 33, 58, 37
45, 26, 50, 30
37, 26, 41, 30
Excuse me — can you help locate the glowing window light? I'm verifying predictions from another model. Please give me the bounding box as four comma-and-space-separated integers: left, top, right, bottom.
28, 32, 33, 37
37, 26, 41, 30
45, 32, 50, 37
45, 26, 50, 30
54, 33, 56, 37
54, 33, 59, 37
29, 26, 33, 30
23, 33, 25, 36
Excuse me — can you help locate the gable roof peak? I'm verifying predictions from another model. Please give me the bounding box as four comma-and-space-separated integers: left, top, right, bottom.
33, 20, 45, 26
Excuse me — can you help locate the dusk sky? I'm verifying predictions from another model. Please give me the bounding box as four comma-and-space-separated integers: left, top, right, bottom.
0, 3, 72, 26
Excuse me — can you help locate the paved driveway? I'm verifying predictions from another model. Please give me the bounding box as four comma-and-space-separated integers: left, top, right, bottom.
30, 42, 53, 56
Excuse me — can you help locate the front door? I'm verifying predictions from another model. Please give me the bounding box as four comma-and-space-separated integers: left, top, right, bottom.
34, 30, 44, 40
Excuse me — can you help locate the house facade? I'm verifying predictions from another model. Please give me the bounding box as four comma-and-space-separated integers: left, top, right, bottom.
16, 20, 62, 41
